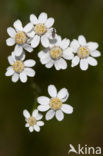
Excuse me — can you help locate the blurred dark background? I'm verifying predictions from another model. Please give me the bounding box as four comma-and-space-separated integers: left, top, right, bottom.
0, 0, 103, 155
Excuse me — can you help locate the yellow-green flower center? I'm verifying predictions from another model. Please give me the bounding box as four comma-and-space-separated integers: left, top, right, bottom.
77, 46, 89, 58
15, 31, 27, 45
50, 97, 62, 110
28, 116, 37, 126
34, 24, 47, 35
50, 46, 62, 59
13, 60, 24, 73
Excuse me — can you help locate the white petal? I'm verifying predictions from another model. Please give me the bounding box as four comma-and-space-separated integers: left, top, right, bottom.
70, 39, 79, 52
24, 59, 36, 67
90, 50, 101, 57
32, 109, 38, 117
12, 51, 25, 61
60, 39, 70, 50
63, 48, 74, 60
37, 96, 50, 105
31, 35, 40, 48
35, 114, 43, 120
46, 27, 54, 39
54, 61, 60, 70
59, 58, 67, 69
6, 38, 15, 46
78, 35, 86, 46
38, 105, 50, 112
61, 104, 73, 114
23, 110, 30, 119
12, 73, 19, 82
14, 45, 23, 56
5, 68, 14, 76
11, 52, 17, 60
38, 51, 45, 58
55, 58, 67, 70
27, 31, 35, 38
30, 14, 38, 25
48, 85, 57, 98
41, 35, 49, 48
37, 121, 44, 126
8, 56, 14, 65
87, 56, 97, 66
23, 23, 33, 33
71, 56, 80, 67
7, 27, 16, 38
38, 51, 51, 61
55, 35, 62, 46
21, 52, 26, 61
87, 42, 99, 51
34, 125, 40, 132
13, 20, 23, 31
45, 18, 54, 28
45, 60, 54, 68
80, 59, 88, 71
23, 44, 33, 52
25, 123, 29, 127
38, 12, 47, 23
29, 126, 34, 132
40, 53, 51, 65
7, 66, 13, 71
45, 109, 55, 120
57, 88, 69, 102
24, 68, 35, 77
56, 110, 64, 121
20, 72, 27, 83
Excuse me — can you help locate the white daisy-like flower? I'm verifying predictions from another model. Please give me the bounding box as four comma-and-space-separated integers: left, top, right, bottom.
37, 85, 73, 121
70, 35, 101, 71
6, 20, 33, 57
23, 109, 44, 132
5, 53, 36, 83
30, 12, 55, 48
38, 35, 74, 70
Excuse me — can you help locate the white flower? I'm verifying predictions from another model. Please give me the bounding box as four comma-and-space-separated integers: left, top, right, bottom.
23, 109, 44, 132
37, 85, 73, 121
5, 53, 36, 83
6, 20, 33, 57
38, 35, 74, 70
70, 35, 101, 71
30, 12, 55, 48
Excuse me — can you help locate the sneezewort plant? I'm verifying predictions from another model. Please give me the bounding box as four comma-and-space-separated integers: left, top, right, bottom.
5, 12, 101, 133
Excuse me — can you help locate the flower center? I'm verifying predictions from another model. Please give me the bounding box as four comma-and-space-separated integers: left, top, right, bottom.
28, 117, 37, 126
50, 46, 62, 59
13, 61, 24, 73
34, 24, 47, 35
15, 31, 27, 45
50, 97, 62, 110
77, 46, 89, 58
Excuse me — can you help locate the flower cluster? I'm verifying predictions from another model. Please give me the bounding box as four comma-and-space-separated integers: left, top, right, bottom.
23, 85, 73, 132
5, 12, 101, 83
5, 12, 101, 133
5, 12, 55, 82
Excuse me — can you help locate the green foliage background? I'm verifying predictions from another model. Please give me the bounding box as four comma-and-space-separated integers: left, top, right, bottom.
0, 0, 103, 155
